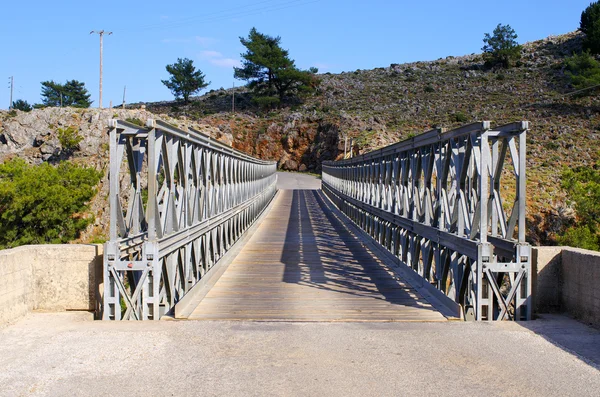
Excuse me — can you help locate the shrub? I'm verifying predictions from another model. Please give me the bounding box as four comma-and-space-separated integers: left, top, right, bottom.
581, 1, 600, 54
450, 111, 469, 123
57, 126, 83, 152
252, 96, 281, 109
0, 158, 102, 249
424, 84, 435, 93
558, 163, 600, 250
557, 225, 599, 251
564, 51, 600, 92
125, 117, 144, 127
482, 24, 522, 68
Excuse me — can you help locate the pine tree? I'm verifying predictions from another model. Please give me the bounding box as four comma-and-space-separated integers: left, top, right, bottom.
482, 24, 522, 68
234, 28, 318, 107
581, 1, 600, 54
12, 99, 32, 112
161, 58, 210, 103
40, 80, 92, 108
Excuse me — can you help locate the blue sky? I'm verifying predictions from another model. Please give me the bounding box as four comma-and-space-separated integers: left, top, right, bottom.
0, 0, 592, 109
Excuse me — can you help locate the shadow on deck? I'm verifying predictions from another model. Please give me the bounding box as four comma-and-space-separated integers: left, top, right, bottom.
188, 188, 445, 321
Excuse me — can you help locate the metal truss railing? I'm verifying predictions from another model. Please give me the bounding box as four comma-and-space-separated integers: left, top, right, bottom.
322, 121, 531, 321
103, 119, 277, 320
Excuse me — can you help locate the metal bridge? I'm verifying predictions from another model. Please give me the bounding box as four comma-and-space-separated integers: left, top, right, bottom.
103, 119, 530, 322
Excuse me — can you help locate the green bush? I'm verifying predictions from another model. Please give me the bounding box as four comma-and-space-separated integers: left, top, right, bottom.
0, 158, 102, 249
125, 117, 144, 127
564, 51, 600, 92
252, 96, 281, 109
581, 1, 600, 54
558, 163, 600, 250
557, 225, 599, 251
57, 126, 83, 152
450, 111, 469, 123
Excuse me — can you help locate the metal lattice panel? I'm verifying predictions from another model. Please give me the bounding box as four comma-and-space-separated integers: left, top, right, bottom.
322, 121, 531, 321
103, 119, 277, 320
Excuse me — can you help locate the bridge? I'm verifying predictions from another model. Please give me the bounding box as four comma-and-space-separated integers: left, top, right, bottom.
1, 119, 600, 396
102, 119, 530, 322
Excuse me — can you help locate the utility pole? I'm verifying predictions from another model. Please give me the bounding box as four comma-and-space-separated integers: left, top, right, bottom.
90, 30, 112, 109
122, 85, 126, 109
344, 135, 348, 159
232, 81, 235, 113
8, 76, 13, 109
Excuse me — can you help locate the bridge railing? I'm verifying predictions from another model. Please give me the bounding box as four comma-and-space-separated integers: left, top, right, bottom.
322, 121, 531, 321
103, 119, 277, 320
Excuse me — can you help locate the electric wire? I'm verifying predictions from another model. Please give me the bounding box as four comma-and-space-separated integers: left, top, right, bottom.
119, 0, 319, 33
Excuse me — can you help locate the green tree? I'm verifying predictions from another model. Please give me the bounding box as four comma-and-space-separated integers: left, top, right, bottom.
40, 80, 92, 108
564, 51, 600, 92
557, 162, 600, 250
482, 24, 522, 68
234, 28, 319, 107
581, 1, 600, 54
161, 58, 210, 103
12, 99, 32, 112
0, 158, 102, 249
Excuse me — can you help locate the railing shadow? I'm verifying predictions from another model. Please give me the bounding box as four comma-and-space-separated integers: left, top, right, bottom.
280, 189, 438, 310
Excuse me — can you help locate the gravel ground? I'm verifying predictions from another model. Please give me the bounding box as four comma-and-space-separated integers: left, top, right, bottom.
0, 312, 599, 397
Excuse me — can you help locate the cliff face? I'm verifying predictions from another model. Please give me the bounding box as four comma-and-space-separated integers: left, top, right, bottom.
1, 32, 597, 245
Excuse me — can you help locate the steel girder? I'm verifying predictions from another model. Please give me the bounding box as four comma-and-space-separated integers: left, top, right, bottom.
103, 119, 277, 320
322, 121, 531, 321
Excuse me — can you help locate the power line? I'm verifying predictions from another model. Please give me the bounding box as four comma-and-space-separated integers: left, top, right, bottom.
121, 0, 319, 33
136, 0, 280, 31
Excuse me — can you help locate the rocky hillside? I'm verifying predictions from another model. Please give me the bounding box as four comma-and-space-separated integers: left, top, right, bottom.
140, 31, 597, 245
0, 107, 235, 242
1, 31, 597, 245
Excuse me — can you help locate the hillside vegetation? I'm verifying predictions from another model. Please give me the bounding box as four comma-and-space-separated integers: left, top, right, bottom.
136, 32, 597, 245
1, 32, 598, 246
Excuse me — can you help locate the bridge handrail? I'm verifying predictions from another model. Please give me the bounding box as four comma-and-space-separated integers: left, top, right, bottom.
103, 119, 277, 320
322, 121, 531, 321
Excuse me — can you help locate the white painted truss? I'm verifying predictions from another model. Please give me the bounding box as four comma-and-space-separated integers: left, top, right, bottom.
322, 122, 531, 321
103, 119, 277, 320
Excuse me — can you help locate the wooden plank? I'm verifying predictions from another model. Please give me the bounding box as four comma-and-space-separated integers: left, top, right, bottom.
187, 190, 447, 322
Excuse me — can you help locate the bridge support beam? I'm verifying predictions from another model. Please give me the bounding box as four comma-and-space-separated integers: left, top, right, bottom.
323, 121, 531, 321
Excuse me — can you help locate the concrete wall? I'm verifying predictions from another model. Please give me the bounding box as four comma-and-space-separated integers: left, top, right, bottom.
534, 246, 600, 327
0, 244, 102, 325
532, 247, 562, 313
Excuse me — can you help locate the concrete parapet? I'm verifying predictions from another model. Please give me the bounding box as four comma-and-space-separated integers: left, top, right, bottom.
0, 244, 102, 325
561, 248, 600, 326
534, 246, 600, 327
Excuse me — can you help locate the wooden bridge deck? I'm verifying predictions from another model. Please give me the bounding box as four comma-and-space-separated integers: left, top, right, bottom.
188, 189, 446, 322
